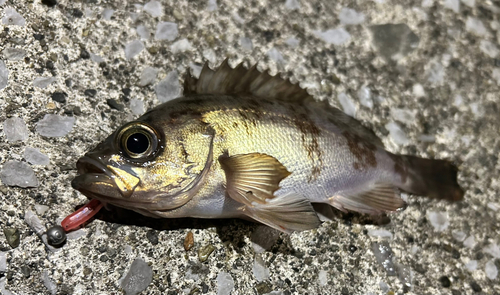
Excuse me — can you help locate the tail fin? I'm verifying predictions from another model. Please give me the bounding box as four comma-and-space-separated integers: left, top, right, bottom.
398, 155, 464, 201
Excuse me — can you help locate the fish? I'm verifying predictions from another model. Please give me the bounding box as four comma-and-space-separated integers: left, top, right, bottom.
69, 59, 464, 233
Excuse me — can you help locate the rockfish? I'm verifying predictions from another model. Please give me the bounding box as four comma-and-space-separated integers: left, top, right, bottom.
68, 59, 464, 233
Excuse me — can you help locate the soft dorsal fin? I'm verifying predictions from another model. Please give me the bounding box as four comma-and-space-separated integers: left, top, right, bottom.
183, 58, 313, 103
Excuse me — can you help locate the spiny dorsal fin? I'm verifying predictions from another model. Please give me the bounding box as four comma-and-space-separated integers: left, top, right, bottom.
184, 59, 384, 147
183, 58, 313, 103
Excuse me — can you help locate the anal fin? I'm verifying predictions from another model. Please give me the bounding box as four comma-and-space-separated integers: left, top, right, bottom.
246, 192, 321, 234
329, 183, 405, 215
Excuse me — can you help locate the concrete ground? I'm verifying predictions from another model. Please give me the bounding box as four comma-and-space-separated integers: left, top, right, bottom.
0, 0, 499, 294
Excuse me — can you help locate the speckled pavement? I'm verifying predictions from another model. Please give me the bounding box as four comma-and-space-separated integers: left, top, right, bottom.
1, 0, 499, 294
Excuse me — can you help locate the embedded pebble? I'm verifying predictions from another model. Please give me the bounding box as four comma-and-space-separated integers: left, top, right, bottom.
357, 86, 373, 109
203, 49, 217, 64
318, 270, 328, 286
285, 0, 300, 10
338, 8, 365, 25
444, 0, 459, 12
34, 204, 49, 216
485, 260, 498, 279
451, 230, 466, 242
42, 270, 57, 295
385, 122, 409, 145
107, 99, 124, 111
36, 114, 75, 137
155, 70, 180, 103
3, 117, 29, 142
189, 62, 203, 78
367, 229, 393, 239
183, 231, 194, 251
0, 60, 8, 90
463, 235, 476, 248
24, 210, 46, 236
479, 40, 499, 58
0, 161, 38, 188
216, 272, 234, 295
138, 67, 158, 86
285, 37, 299, 48
130, 99, 145, 116
90, 53, 104, 63
426, 61, 445, 84
391, 108, 417, 125
120, 258, 153, 295
124, 40, 144, 60
465, 260, 477, 271
170, 38, 192, 53
207, 0, 217, 11
412, 83, 425, 97
155, 22, 178, 41
379, 281, 389, 292
102, 8, 114, 20
337, 92, 356, 117
2, 47, 26, 60
251, 225, 280, 254
369, 24, 419, 62
3, 228, 20, 248
198, 244, 215, 262
33, 77, 56, 88
51, 92, 67, 103
2, 8, 26, 26
143, 1, 163, 17
483, 243, 500, 258
427, 211, 449, 232
396, 264, 412, 290
240, 37, 253, 51
0, 252, 5, 272
232, 12, 245, 24
253, 255, 270, 282
0, 278, 13, 295
487, 202, 500, 211
267, 47, 285, 64
313, 28, 351, 45
24, 147, 50, 165
371, 242, 396, 275
136, 25, 150, 40
465, 17, 487, 36
462, 0, 475, 7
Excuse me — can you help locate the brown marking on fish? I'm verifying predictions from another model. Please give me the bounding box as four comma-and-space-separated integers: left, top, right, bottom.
293, 113, 323, 182
342, 131, 377, 170
388, 153, 408, 183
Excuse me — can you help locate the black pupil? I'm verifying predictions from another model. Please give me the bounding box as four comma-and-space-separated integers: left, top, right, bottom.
126, 132, 149, 154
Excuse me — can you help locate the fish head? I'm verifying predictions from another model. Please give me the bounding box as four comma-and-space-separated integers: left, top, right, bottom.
72, 114, 214, 214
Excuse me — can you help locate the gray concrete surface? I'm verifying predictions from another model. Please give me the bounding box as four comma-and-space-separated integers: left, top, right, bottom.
1, 0, 500, 294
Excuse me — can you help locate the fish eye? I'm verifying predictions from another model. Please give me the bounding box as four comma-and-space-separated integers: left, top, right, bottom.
117, 123, 159, 160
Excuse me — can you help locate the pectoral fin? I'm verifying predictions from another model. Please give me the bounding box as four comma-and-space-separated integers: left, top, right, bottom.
219, 152, 320, 233
329, 182, 405, 215
218, 152, 291, 206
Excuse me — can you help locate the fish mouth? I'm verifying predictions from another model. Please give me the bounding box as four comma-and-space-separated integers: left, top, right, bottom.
75, 156, 113, 177
71, 156, 147, 209
71, 156, 121, 200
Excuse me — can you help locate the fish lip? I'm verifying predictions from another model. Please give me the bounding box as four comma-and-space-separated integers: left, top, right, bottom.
76, 156, 113, 177
72, 156, 117, 192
